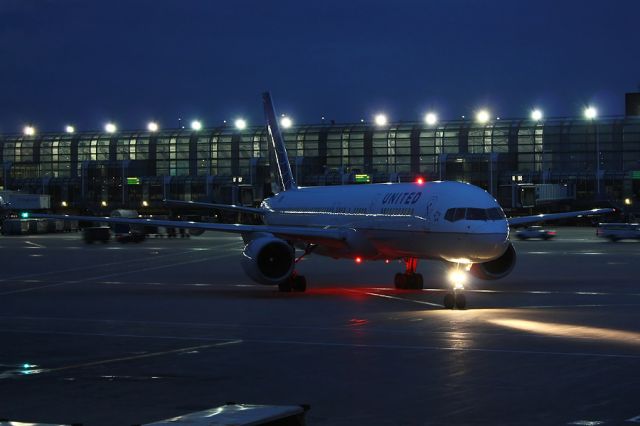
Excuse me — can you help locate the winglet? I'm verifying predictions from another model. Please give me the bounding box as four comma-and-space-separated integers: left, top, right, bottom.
262, 92, 297, 191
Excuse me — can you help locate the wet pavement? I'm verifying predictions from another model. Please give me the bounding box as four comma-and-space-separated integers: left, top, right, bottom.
1, 227, 639, 425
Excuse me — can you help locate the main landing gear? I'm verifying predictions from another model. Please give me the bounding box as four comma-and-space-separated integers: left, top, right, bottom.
394, 258, 424, 290
278, 273, 307, 292
278, 244, 315, 293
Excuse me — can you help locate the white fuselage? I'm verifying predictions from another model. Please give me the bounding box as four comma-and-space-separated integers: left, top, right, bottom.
261, 181, 510, 263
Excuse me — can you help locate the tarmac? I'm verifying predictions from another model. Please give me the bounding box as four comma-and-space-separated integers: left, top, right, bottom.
1, 227, 639, 425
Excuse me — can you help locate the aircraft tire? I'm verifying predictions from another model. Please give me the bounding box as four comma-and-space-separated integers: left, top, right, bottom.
444, 293, 455, 309
455, 293, 466, 310
292, 275, 307, 292
394, 273, 406, 289
411, 274, 424, 290
278, 281, 292, 292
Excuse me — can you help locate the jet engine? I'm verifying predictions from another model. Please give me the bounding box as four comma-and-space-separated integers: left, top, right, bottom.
241, 236, 295, 285
469, 243, 516, 280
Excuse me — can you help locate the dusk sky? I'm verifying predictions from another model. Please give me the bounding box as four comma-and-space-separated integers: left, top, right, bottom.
1, 0, 639, 133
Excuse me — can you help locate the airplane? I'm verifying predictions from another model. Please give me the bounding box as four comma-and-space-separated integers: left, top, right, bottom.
33, 92, 613, 309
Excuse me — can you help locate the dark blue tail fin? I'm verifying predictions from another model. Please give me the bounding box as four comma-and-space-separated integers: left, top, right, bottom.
262, 92, 297, 192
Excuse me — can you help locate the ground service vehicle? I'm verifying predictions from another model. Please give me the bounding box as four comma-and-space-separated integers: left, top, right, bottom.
515, 226, 556, 240
83, 226, 111, 243
596, 223, 640, 241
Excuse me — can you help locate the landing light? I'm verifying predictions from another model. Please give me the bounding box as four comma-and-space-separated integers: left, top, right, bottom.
191, 120, 202, 131
147, 121, 159, 132
61, 201, 68, 207
23, 126, 35, 136
448, 269, 467, 290
624, 198, 632, 205
65, 125, 75, 134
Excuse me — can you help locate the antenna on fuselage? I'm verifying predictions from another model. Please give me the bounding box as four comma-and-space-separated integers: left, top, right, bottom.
262, 92, 297, 192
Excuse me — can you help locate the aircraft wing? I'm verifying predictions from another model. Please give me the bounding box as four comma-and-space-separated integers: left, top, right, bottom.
163, 199, 266, 215
508, 208, 615, 226
30, 213, 348, 246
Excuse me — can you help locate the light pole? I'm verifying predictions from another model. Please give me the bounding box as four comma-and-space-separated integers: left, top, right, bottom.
584, 107, 600, 198
531, 109, 544, 183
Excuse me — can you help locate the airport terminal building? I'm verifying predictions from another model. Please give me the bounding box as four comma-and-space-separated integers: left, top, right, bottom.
2, 97, 640, 214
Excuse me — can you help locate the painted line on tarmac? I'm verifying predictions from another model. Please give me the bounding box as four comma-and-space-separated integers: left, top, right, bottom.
0, 240, 239, 282
25, 241, 46, 248
343, 288, 443, 307
0, 250, 239, 296
2, 328, 640, 368
349, 288, 640, 310
0, 339, 242, 379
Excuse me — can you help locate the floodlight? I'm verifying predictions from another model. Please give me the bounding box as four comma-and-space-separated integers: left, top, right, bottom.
280, 116, 293, 129
424, 112, 437, 126
476, 110, 490, 123
234, 118, 247, 130
374, 114, 388, 126
531, 109, 543, 121
191, 120, 202, 131
584, 106, 597, 120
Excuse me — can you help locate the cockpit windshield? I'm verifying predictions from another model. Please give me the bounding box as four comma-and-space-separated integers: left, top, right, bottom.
444, 207, 506, 222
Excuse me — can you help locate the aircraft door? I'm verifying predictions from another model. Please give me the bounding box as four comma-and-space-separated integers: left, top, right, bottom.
424, 195, 440, 231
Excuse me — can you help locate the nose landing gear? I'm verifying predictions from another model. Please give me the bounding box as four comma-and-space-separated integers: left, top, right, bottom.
443, 290, 466, 310
444, 264, 468, 309
394, 258, 423, 290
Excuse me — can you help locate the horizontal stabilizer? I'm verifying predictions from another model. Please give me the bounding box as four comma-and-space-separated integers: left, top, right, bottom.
164, 199, 265, 215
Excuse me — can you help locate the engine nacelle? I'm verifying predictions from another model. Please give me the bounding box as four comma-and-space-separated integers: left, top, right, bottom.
241, 237, 295, 285
469, 243, 516, 280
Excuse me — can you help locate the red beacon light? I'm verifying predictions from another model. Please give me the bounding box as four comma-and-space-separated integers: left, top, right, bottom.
355, 256, 362, 264
415, 177, 425, 184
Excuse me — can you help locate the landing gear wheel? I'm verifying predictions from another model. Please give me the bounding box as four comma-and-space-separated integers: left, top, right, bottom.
454, 292, 466, 310
444, 293, 455, 309
278, 281, 292, 292
394, 273, 407, 289
292, 275, 307, 292
409, 273, 423, 290
443, 292, 467, 309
